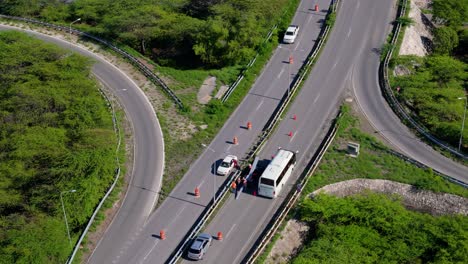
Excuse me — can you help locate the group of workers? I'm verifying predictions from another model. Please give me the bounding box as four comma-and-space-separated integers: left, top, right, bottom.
230, 176, 248, 199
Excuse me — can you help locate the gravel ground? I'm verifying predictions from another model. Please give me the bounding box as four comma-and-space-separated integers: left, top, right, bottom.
399, 0, 433, 56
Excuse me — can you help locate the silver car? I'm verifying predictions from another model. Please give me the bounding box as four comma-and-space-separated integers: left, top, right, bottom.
187, 233, 212, 260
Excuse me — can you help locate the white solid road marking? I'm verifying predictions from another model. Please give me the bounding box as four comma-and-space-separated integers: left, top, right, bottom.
347, 28, 352, 38
331, 62, 338, 70
122, 88, 127, 91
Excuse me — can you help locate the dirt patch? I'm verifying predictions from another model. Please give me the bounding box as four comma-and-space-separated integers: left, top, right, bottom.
198, 76, 216, 104
312, 179, 468, 215
215, 85, 229, 99
265, 219, 310, 264
267, 178, 467, 263
399, 0, 433, 56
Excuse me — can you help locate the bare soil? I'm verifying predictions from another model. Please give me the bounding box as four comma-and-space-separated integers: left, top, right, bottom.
399, 0, 433, 56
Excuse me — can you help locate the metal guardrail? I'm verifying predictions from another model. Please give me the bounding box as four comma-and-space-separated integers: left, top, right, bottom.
221, 24, 276, 103
167, 1, 339, 263
166, 170, 242, 264
242, 1, 468, 261
244, 109, 340, 264
385, 148, 468, 188
243, 0, 339, 162
379, 1, 467, 160
0, 15, 184, 109
68, 82, 123, 264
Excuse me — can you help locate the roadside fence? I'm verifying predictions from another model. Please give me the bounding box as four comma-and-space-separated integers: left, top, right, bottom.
379, 0, 467, 159
68, 84, 123, 264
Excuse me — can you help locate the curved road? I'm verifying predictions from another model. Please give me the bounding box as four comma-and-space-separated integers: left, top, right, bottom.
0, 24, 165, 263
106, 0, 330, 263
350, 23, 468, 183
193, 0, 468, 263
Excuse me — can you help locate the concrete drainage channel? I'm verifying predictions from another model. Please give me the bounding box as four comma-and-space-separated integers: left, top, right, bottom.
166, 1, 341, 263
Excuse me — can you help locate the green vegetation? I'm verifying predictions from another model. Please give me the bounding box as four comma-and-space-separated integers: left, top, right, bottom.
293, 193, 468, 264
0, 31, 119, 263
0, 0, 292, 69
391, 55, 466, 148
395, 16, 414, 27
325, 12, 336, 27
388, 0, 468, 153
257, 105, 468, 263
303, 105, 468, 197
287, 105, 468, 263
0, 0, 303, 204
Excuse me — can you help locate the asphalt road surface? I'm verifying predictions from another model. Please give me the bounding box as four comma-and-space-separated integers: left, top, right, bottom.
0, 24, 166, 263
111, 0, 331, 263
350, 25, 468, 183
194, 0, 418, 263
197, 0, 468, 262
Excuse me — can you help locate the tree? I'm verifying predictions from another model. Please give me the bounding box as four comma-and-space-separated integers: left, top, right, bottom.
432, 0, 468, 28
396, 17, 414, 27
426, 56, 467, 86
184, 0, 222, 19
0, 31, 117, 262
433, 26, 459, 55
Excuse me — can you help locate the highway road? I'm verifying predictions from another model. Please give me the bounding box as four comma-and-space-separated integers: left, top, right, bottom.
109, 0, 331, 263
193, 0, 396, 262
0, 24, 166, 263
350, 22, 468, 183
192, 0, 466, 263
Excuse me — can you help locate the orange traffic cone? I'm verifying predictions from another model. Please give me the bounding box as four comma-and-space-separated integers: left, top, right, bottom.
160, 230, 166, 240
315, 4, 319, 11
288, 131, 293, 137
293, 114, 297, 120
233, 136, 238, 145
217, 232, 223, 241
247, 121, 252, 130
194, 187, 200, 198
289, 55, 294, 64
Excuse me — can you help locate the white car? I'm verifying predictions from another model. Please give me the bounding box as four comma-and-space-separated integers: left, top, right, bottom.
283, 25, 300, 44
217, 155, 238, 175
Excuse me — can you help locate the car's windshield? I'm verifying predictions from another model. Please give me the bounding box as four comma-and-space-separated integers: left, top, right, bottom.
286, 31, 294, 36
220, 161, 230, 168
189, 248, 201, 254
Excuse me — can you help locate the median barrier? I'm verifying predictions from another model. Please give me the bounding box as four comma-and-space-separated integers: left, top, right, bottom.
167, 1, 340, 263
0, 15, 184, 109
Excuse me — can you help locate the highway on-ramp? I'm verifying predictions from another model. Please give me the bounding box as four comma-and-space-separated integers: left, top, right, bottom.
109, 0, 331, 263
0, 24, 165, 263
193, 0, 401, 263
